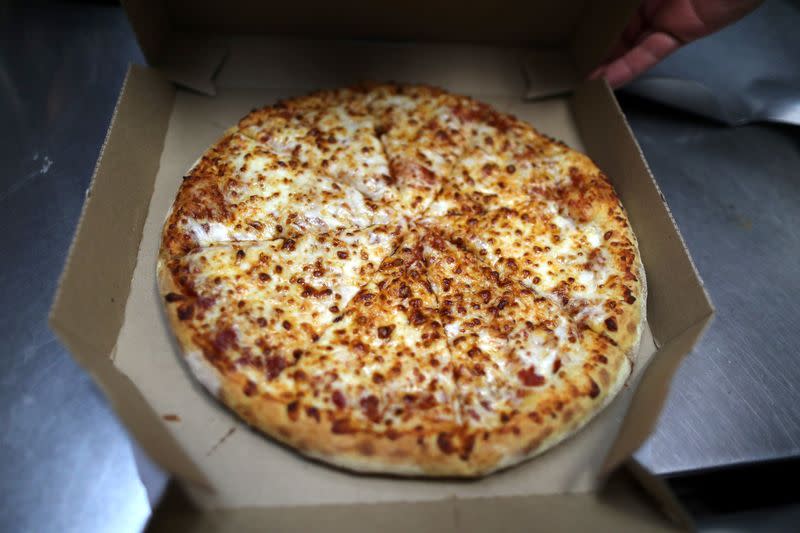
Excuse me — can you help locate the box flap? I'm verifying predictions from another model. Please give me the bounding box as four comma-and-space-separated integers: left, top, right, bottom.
569, 81, 714, 472
522, 0, 641, 99
159, 34, 228, 96
216, 37, 530, 96
104, 84, 669, 511
50, 64, 173, 365
625, 460, 694, 530
570, 0, 641, 77
49, 65, 210, 487
571, 81, 714, 345
146, 467, 684, 532
123, 0, 638, 97
122, 0, 169, 65
521, 49, 580, 99
160, 0, 586, 44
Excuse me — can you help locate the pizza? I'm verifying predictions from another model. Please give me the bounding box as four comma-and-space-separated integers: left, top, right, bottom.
158, 84, 646, 477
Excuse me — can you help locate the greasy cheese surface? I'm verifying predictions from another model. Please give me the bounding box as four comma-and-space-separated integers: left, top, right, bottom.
294, 238, 460, 434
419, 232, 622, 429
159, 84, 644, 475
163, 226, 400, 393
422, 195, 638, 342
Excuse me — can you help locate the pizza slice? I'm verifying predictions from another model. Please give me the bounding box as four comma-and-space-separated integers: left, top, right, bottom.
237, 87, 371, 149
161, 132, 395, 257
158, 224, 401, 406
425, 186, 644, 349
246, 87, 371, 117
427, 108, 576, 217
427, 145, 524, 216
421, 230, 546, 398
420, 232, 631, 473
263, 229, 467, 475
365, 84, 478, 216
238, 93, 394, 202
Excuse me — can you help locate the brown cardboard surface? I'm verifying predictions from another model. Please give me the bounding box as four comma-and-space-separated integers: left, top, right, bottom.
146, 470, 682, 532
159, 35, 228, 96
121, 0, 169, 64
50, 65, 172, 369
626, 459, 695, 529
49, 66, 210, 487
166, 0, 587, 44
217, 37, 529, 97
605, 319, 713, 473
110, 70, 663, 509
570, 81, 714, 473
51, 9, 710, 524
123, 1, 639, 98
521, 49, 579, 99
572, 82, 714, 345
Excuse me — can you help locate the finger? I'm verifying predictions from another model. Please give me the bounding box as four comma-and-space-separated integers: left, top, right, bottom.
604, 39, 633, 66
590, 3, 651, 80
597, 6, 647, 68
601, 31, 682, 88
587, 65, 606, 80
652, 0, 764, 42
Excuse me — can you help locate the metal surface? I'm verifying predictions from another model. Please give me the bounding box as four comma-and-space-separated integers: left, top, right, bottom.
0, 4, 158, 533
623, 94, 800, 474
0, 2, 798, 532
625, 0, 800, 126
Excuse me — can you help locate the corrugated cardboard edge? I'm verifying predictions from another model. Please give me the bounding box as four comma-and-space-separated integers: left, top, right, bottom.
48, 65, 210, 488
570, 80, 714, 474
626, 459, 695, 530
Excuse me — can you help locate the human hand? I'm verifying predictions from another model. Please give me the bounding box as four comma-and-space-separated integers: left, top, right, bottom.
589, 0, 764, 88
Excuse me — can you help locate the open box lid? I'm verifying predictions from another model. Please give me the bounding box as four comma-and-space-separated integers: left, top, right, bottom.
122, 0, 640, 96
49, 1, 713, 527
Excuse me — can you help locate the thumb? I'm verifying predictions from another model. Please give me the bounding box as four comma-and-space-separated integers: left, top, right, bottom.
600, 31, 682, 88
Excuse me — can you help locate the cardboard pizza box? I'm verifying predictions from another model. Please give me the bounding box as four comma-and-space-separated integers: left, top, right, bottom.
50, 0, 714, 530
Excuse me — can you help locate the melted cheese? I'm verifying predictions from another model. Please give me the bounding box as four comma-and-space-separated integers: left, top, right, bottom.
294, 242, 459, 429
175, 226, 398, 396
338, 283, 360, 305
513, 317, 571, 379
185, 350, 221, 396
166, 86, 639, 460
427, 197, 621, 333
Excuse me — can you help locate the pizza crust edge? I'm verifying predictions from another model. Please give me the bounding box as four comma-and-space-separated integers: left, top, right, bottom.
157, 251, 482, 477
154, 86, 649, 478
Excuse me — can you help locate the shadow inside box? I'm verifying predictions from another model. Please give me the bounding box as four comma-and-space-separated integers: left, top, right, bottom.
665, 457, 800, 518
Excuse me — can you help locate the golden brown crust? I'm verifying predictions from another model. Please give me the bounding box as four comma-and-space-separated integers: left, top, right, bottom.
157, 84, 647, 477
218, 376, 475, 476
157, 254, 229, 397
160, 247, 632, 476
160, 137, 233, 260
463, 349, 632, 474
424, 151, 646, 357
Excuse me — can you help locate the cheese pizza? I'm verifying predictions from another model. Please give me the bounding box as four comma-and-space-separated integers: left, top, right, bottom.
158, 84, 646, 476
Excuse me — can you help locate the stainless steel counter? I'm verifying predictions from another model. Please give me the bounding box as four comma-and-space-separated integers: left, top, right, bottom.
1, 2, 798, 532
623, 95, 800, 474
